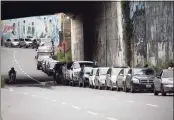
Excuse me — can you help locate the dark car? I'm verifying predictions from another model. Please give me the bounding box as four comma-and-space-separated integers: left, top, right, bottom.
124, 68, 156, 93
53, 62, 66, 84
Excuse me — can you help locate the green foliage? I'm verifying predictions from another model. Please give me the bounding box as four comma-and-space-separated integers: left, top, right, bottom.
57, 49, 72, 62
145, 60, 172, 73
1, 76, 5, 88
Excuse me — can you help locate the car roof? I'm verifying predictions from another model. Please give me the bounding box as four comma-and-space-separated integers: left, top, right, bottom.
74, 61, 93, 63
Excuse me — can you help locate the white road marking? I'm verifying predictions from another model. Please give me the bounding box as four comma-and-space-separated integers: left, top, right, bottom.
72, 105, 81, 109
86, 111, 98, 115
52, 100, 57, 102
60, 102, 67, 105
126, 100, 135, 103
107, 117, 118, 120
24, 93, 28, 95
24, 72, 27, 75
32, 95, 36, 97
146, 104, 159, 108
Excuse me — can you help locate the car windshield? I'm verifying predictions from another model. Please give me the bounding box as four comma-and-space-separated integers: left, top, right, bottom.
79, 62, 93, 67
14, 39, 18, 41
50, 62, 57, 68
99, 68, 109, 75
112, 68, 122, 75
133, 68, 155, 75
84, 67, 92, 73
25, 39, 31, 41
92, 69, 97, 75
162, 71, 173, 78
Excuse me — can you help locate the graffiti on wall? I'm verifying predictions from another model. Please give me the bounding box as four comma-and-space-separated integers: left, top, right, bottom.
2, 14, 62, 46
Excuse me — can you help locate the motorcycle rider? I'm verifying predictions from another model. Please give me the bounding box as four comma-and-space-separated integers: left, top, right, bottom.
8, 67, 16, 81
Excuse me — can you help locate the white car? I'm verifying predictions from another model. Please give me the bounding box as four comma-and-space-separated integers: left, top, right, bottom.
19, 38, 32, 48
94, 67, 109, 89
69, 61, 94, 86
153, 69, 173, 96
37, 55, 50, 70
105, 67, 123, 91
116, 68, 130, 91
89, 68, 98, 88
5, 39, 19, 47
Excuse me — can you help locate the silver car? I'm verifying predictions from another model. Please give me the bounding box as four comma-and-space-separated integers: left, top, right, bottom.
94, 67, 109, 89
153, 69, 173, 96
105, 67, 123, 91
5, 39, 19, 47
124, 68, 155, 93
19, 38, 32, 48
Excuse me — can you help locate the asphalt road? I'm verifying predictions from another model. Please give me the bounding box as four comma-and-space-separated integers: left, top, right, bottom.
1, 47, 173, 120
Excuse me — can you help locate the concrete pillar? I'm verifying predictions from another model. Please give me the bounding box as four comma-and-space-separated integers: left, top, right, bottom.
71, 15, 84, 61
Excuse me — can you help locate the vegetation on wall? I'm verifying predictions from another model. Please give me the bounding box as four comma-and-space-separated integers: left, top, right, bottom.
57, 49, 72, 62
121, 1, 134, 67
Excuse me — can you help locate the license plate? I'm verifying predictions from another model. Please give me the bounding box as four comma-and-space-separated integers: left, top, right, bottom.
146, 85, 151, 88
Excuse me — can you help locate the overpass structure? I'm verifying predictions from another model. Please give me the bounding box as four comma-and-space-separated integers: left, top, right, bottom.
2, 1, 174, 68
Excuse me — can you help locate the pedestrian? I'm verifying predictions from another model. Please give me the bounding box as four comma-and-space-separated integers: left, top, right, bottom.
168, 62, 174, 69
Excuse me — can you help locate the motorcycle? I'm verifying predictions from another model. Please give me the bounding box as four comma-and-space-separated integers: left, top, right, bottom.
9, 73, 16, 83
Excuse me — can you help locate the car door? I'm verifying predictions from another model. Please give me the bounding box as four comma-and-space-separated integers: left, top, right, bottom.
155, 71, 163, 91
94, 69, 99, 86
125, 69, 132, 89
106, 68, 111, 86
117, 69, 124, 88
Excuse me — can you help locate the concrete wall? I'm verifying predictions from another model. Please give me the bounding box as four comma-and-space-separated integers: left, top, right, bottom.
71, 14, 84, 61
130, 1, 174, 67
71, 1, 173, 68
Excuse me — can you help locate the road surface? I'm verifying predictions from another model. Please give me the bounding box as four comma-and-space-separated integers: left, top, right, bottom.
1, 47, 173, 120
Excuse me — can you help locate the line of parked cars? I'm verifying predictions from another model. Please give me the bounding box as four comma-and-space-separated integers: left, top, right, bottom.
36, 54, 173, 96
4, 38, 52, 49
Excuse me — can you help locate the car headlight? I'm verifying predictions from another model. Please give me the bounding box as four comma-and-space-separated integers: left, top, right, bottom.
163, 81, 173, 85
132, 78, 140, 84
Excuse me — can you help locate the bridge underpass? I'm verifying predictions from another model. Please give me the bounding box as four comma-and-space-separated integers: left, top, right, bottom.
1, 2, 173, 120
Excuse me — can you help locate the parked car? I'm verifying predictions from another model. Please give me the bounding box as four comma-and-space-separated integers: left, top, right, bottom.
78, 66, 93, 87
53, 62, 66, 84
105, 67, 123, 91
41, 58, 53, 72
46, 60, 59, 76
62, 62, 74, 85
19, 38, 32, 48
124, 68, 156, 93
37, 55, 50, 70
89, 68, 98, 88
69, 61, 94, 86
32, 39, 40, 49
5, 39, 19, 47
153, 69, 173, 96
116, 68, 130, 91
94, 67, 109, 89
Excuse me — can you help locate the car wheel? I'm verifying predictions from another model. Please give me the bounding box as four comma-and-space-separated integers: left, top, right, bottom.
105, 81, 109, 90
130, 83, 135, 93
116, 82, 120, 91
98, 82, 102, 90
110, 82, 114, 91
37, 66, 40, 70
161, 84, 166, 96
153, 85, 159, 96
123, 82, 128, 92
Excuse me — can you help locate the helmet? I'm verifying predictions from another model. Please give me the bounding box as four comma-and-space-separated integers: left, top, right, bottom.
11, 67, 14, 70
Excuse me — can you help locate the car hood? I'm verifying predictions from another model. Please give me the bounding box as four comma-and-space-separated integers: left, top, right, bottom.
26, 41, 32, 44
133, 75, 155, 80
162, 78, 173, 84
99, 75, 106, 80
12, 41, 19, 44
